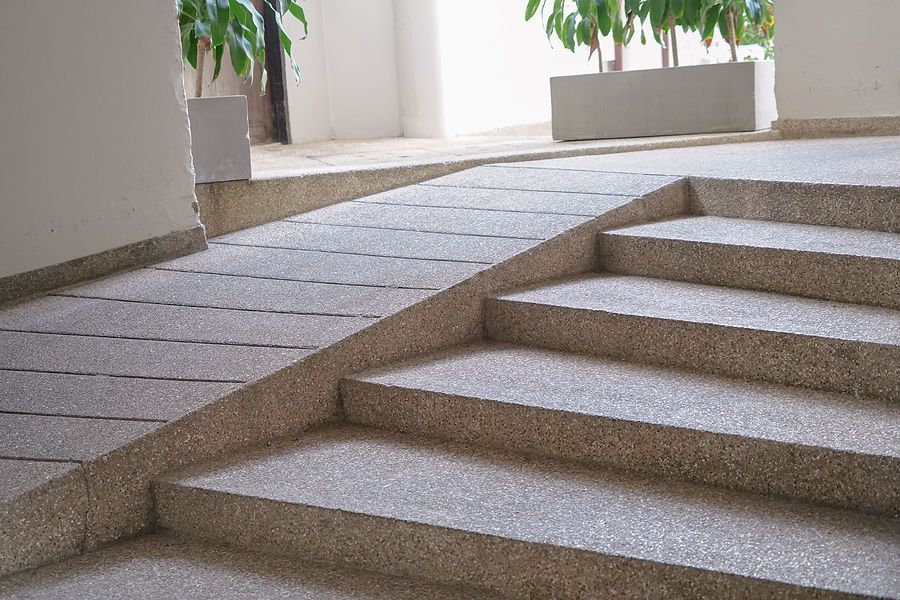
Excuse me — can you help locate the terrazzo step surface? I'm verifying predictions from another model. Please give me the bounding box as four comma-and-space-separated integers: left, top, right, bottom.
0, 535, 493, 600
598, 216, 900, 309
155, 426, 900, 600
484, 273, 900, 401
342, 342, 900, 516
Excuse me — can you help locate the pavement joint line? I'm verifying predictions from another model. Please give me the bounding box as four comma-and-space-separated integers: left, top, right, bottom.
0, 367, 246, 385
0, 328, 321, 351
149, 267, 444, 291
0, 410, 168, 424
350, 198, 607, 218
419, 182, 670, 196
482, 163, 688, 179
415, 182, 643, 199
48, 294, 385, 320
0, 455, 83, 465
209, 241, 495, 266
281, 219, 550, 241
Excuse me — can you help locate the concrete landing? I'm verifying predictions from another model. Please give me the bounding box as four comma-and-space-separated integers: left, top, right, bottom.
2, 135, 898, 579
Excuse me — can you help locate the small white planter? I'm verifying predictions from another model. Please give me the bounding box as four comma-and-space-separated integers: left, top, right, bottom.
187, 95, 252, 183
550, 60, 777, 141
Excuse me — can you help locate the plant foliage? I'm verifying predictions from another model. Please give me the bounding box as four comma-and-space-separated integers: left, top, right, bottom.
525, 0, 773, 61
178, 0, 307, 94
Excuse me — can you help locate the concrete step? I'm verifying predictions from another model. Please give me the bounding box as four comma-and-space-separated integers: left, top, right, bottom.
342, 343, 899, 517
598, 216, 900, 309
155, 426, 900, 599
484, 274, 900, 401
0, 534, 494, 599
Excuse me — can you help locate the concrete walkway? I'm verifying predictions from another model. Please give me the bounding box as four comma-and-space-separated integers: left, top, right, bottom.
1, 135, 898, 580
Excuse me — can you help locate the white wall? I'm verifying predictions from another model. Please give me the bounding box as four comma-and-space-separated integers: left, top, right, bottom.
284, 0, 401, 141
0, 0, 199, 279
775, 0, 900, 120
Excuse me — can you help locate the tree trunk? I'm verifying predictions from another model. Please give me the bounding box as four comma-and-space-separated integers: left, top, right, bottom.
597, 45, 604, 73
668, 16, 679, 67
194, 37, 210, 97
661, 29, 670, 68
726, 8, 738, 62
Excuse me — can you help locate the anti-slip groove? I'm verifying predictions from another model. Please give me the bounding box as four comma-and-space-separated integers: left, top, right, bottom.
0, 367, 246, 385
210, 241, 495, 266
283, 219, 547, 241
0, 410, 167, 424
352, 198, 604, 218
149, 267, 444, 291
0, 328, 321, 352
49, 293, 384, 319
419, 181, 644, 198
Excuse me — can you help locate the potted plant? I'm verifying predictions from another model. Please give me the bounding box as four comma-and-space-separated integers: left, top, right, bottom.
527, 0, 777, 141
177, 0, 306, 182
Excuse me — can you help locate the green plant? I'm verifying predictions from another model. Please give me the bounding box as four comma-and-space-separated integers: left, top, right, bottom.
692, 0, 774, 61
525, 0, 642, 72
525, 0, 774, 68
178, 0, 308, 97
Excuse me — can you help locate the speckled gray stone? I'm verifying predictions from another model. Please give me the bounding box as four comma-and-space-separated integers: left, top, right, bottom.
426, 166, 680, 196
0, 296, 374, 348
156, 425, 900, 599
599, 216, 900, 308
485, 274, 900, 400
0, 463, 87, 577
357, 184, 640, 216
0, 371, 235, 420
0, 460, 77, 504
214, 221, 540, 264
156, 244, 486, 290
0, 227, 207, 306
287, 201, 590, 240
343, 342, 900, 515
0, 414, 161, 462
777, 116, 900, 139
0, 535, 495, 599
512, 136, 900, 187
0, 331, 310, 382
62, 269, 432, 318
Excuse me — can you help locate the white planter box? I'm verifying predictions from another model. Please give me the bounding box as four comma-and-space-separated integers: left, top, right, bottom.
550, 61, 776, 141
187, 95, 252, 183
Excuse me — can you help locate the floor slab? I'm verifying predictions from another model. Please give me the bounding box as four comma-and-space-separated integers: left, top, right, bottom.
0, 460, 79, 503
214, 221, 539, 264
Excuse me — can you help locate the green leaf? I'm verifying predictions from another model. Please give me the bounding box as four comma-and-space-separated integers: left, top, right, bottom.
649, 0, 667, 31
670, 0, 684, 18
562, 12, 578, 51
212, 43, 224, 80
185, 29, 199, 69
526, 0, 542, 20
612, 13, 624, 44
206, 0, 230, 45
576, 0, 592, 18
701, 4, 721, 40
284, 0, 308, 36
226, 20, 252, 77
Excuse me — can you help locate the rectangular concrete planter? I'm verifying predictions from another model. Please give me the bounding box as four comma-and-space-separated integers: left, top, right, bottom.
187, 95, 252, 184
550, 60, 776, 141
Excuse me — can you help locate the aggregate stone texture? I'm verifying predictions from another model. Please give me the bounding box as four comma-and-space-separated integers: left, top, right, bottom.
287, 200, 591, 239
0, 331, 310, 382
156, 426, 900, 599
599, 215, 900, 308
0, 535, 494, 600
512, 136, 900, 187
214, 220, 540, 263
62, 268, 432, 317
357, 183, 641, 216
343, 342, 900, 515
425, 165, 681, 196
686, 177, 900, 233
156, 244, 485, 290
0, 460, 77, 503
0, 296, 374, 348
485, 274, 900, 401
0, 414, 161, 462
0, 371, 235, 420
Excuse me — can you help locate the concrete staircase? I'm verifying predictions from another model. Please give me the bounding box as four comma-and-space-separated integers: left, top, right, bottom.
154, 210, 899, 598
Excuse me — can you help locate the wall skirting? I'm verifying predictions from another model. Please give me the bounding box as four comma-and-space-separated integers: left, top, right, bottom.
776, 116, 900, 139
0, 226, 208, 305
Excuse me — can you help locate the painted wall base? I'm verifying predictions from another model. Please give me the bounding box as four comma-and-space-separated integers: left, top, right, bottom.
551, 61, 777, 141
188, 96, 252, 184
0, 226, 207, 305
